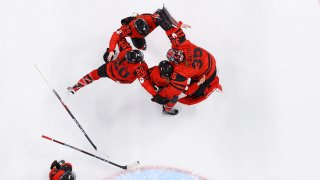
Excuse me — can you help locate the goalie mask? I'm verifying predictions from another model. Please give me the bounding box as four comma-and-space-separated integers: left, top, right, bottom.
166, 48, 184, 64
125, 50, 144, 63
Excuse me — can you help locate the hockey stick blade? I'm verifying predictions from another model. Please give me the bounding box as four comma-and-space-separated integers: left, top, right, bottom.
125, 161, 140, 169
42, 135, 139, 170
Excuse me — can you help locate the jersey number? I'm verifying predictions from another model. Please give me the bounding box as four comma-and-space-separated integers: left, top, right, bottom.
135, 67, 145, 77
192, 48, 203, 69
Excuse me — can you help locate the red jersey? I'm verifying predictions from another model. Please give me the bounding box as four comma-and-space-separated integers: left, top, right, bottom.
109, 13, 160, 52
142, 66, 170, 96
102, 38, 155, 95
70, 37, 156, 94
148, 66, 169, 88
49, 163, 72, 180
159, 26, 217, 99
106, 52, 149, 84
105, 38, 149, 84
145, 65, 201, 97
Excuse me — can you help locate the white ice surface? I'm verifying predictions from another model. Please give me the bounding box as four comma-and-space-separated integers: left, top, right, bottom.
1, 0, 320, 179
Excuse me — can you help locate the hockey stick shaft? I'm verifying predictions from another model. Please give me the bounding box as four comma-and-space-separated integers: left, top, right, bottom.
42, 135, 139, 170
35, 65, 97, 151
162, 5, 179, 26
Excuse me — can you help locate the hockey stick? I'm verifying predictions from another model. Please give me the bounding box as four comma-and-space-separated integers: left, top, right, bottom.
42, 135, 139, 170
162, 5, 179, 27
35, 65, 97, 151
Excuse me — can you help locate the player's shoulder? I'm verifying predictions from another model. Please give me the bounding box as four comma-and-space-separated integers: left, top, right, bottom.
173, 63, 192, 76
149, 66, 160, 75
134, 62, 147, 70
117, 24, 132, 36
137, 13, 152, 19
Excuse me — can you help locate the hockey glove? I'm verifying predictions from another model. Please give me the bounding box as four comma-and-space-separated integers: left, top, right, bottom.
151, 95, 169, 105
103, 48, 116, 63
155, 9, 174, 31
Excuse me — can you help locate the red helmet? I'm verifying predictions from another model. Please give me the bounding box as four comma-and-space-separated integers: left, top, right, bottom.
166, 49, 184, 64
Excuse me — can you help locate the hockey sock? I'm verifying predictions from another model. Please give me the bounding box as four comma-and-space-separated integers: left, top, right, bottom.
72, 69, 101, 92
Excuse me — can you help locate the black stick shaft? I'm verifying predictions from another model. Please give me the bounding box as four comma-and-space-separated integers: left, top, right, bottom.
42, 135, 130, 170
52, 89, 97, 150
35, 65, 97, 151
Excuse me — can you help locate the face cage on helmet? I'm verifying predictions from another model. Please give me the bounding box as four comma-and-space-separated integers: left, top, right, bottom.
126, 51, 143, 64
167, 49, 184, 64
159, 64, 173, 78
134, 18, 150, 36
160, 69, 170, 78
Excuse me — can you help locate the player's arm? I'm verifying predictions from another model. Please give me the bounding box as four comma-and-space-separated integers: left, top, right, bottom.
107, 25, 132, 61
49, 160, 60, 180
165, 25, 187, 47
149, 11, 163, 26
184, 75, 206, 96
117, 37, 132, 52
49, 168, 57, 180
104, 37, 132, 62
109, 25, 131, 51
156, 8, 190, 47
153, 71, 188, 104
113, 37, 133, 60
108, 31, 121, 54
136, 63, 158, 96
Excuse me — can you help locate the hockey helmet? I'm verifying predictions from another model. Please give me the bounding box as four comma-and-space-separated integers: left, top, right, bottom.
158, 60, 173, 78
125, 50, 144, 63
166, 48, 184, 64
134, 18, 150, 36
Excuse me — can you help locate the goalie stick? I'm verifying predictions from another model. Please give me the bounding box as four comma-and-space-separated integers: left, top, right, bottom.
34, 65, 97, 151
42, 135, 139, 170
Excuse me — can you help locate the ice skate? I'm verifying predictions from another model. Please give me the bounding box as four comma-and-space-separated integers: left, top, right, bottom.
162, 105, 179, 115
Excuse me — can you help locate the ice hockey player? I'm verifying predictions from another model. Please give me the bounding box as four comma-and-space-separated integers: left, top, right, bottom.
67, 38, 154, 94
146, 60, 207, 115
104, 10, 164, 62
49, 160, 75, 180
143, 60, 174, 97
151, 9, 222, 115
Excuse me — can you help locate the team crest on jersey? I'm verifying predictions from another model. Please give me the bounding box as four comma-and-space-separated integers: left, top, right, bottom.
172, 33, 177, 38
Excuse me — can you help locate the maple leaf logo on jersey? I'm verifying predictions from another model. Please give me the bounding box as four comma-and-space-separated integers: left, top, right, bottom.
172, 33, 177, 38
